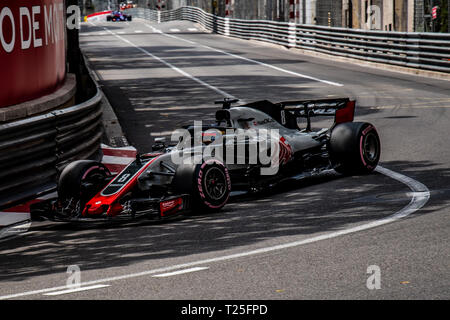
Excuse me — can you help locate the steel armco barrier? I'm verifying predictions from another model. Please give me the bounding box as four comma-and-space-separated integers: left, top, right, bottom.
128, 6, 450, 73
0, 73, 103, 210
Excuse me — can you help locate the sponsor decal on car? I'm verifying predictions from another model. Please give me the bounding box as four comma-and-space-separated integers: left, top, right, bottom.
160, 198, 183, 216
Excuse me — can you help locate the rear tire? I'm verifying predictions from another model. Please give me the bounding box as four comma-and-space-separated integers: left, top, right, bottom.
330, 122, 381, 175
173, 160, 231, 213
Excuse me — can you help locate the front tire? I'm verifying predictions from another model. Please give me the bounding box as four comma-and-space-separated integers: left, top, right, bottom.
58, 160, 111, 205
173, 160, 231, 213
330, 122, 381, 175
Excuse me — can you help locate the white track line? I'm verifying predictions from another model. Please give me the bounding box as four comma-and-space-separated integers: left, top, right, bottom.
95, 23, 239, 101
152, 267, 209, 278
0, 166, 430, 300
144, 24, 344, 87
43, 284, 110, 296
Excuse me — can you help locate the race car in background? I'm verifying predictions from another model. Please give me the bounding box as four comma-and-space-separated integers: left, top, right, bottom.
120, 1, 137, 10
30, 98, 381, 222
106, 11, 132, 22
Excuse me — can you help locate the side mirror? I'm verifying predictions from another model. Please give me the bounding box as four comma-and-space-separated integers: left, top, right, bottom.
215, 98, 239, 109
152, 137, 166, 151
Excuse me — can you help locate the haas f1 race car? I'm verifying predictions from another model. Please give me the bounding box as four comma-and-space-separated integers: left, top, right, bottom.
31, 98, 381, 222
106, 11, 132, 22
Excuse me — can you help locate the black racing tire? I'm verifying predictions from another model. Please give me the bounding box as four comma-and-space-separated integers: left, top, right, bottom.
173, 160, 231, 213
58, 160, 111, 203
330, 122, 381, 175
107, 16, 112, 21
127, 16, 132, 21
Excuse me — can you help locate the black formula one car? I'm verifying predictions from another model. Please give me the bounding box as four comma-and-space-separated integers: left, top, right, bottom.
31, 98, 380, 222
106, 11, 132, 22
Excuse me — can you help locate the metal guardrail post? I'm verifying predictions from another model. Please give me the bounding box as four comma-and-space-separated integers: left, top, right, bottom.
288, 22, 296, 47
224, 17, 230, 36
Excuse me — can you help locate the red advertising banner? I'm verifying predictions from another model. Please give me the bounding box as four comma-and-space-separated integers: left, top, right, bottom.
0, 0, 66, 108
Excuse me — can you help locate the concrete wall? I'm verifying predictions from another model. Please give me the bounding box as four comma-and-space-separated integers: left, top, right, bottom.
383, 0, 394, 30
298, 0, 317, 24
316, 0, 342, 26
346, 0, 415, 31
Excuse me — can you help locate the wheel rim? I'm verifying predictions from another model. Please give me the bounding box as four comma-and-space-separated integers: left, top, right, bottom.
363, 132, 379, 162
204, 167, 227, 201
80, 169, 108, 199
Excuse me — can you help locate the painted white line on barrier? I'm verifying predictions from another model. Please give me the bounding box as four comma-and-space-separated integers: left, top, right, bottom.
0, 165, 430, 300
144, 24, 344, 87
102, 155, 135, 165
96, 24, 240, 102
43, 284, 110, 296
101, 144, 137, 152
169, 28, 180, 32
153, 267, 209, 278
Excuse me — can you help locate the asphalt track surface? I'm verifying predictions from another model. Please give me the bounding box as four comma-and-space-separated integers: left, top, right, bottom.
0, 19, 449, 301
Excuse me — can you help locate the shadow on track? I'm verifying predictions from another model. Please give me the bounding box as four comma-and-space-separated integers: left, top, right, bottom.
2, 160, 445, 283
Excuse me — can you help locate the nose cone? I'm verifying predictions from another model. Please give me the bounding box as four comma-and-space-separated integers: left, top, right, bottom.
84, 200, 108, 216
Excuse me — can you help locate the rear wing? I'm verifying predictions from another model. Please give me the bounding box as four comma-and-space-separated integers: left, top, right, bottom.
277, 98, 355, 131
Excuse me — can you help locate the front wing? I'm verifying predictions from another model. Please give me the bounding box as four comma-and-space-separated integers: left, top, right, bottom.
30, 194, 191, 222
